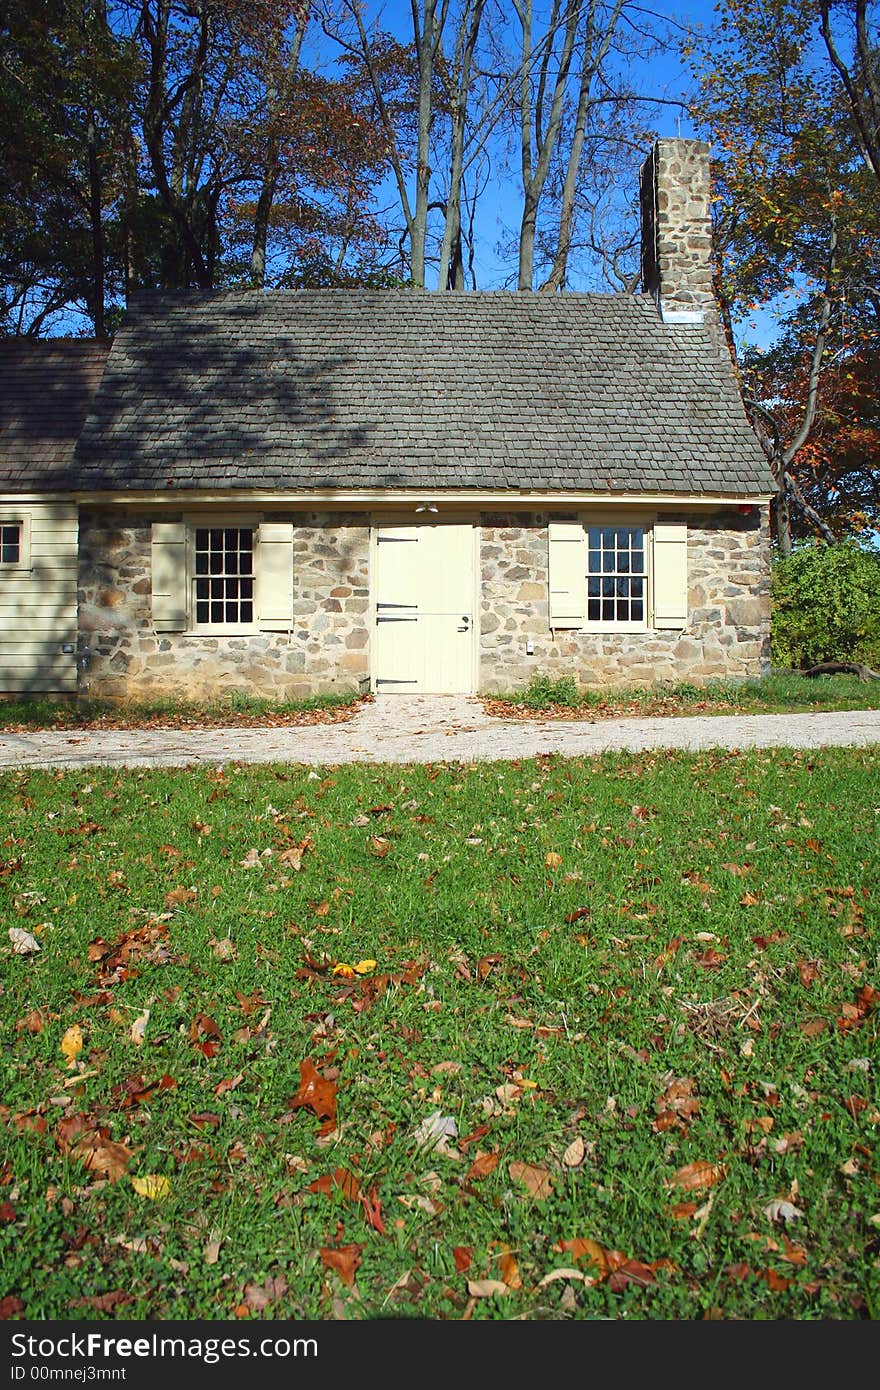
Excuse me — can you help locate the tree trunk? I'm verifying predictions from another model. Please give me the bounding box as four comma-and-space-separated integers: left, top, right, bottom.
85, 113, 106, 339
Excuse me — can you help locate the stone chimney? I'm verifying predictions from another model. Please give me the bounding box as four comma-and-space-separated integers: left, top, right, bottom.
639, 138, 714, 322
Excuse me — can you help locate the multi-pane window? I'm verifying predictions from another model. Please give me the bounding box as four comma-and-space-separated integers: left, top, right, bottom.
0, 522, 21, 565
193, 526, 254, 627
587, 525, 645, 624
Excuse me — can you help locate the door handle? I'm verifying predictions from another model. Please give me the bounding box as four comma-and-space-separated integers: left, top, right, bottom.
458, 615, 470, 631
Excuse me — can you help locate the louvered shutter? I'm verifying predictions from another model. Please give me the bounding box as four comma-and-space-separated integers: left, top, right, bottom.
652, 522, 688, 629
548, 520, 586, 628
151, 521, 187, 632
258, 522, 294, 630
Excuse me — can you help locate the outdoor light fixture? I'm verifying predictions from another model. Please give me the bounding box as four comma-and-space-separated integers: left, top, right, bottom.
415, 501, 438, 513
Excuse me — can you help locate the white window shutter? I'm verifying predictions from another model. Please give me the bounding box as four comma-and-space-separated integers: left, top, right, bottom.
652, 522, 688, 629
151, 521, 187, 632
258, 522, 294, 630
548, 520, 586, 628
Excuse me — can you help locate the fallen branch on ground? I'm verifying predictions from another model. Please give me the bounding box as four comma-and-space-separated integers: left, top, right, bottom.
801, 662, 880, 682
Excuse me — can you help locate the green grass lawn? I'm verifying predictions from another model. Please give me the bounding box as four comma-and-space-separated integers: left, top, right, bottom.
0, 690, 361, 731
486, 670, 880, 718
1, 749, 878, 1320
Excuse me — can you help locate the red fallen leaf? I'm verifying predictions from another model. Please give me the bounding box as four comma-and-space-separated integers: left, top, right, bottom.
189, 1112, 222, 1129
453, 1246, 472, 1273
0, 1201, 16, 1223
760, 1268, 793, 1292
608, 1258, 656, 1291
72, 1291, 133, 1313
189, 1014, 222, 1041
319, 1244, 362, 1287
752, 931, 787, 949
370, 836, 391, 858
0, 1296, 25, 1319
457, 1123, 490, 1152
804, 839, 822, 854
361, 1188, 385, 1235
669, 1201, 698, 1220
845, 1095, 867, 1117
55, 1112, 92, 1154
800, 1017, 827, 1036
289, 1059, 337, 1122
307, 1167, 361, 1200
726, 1262, 754, 1283
16, 1009, 48, 1034
14, 1111, 47, 1135
693, 948, 726, 969
467, 1151, 500, 1181
476, 954, 502, 981
234, 990, 268, 1015
214, 1073, 245, 1097
565, 906, 591, 924
798, 960, 821, 988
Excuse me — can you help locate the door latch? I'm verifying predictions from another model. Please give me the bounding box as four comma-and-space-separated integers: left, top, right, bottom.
458, 615, 471, 631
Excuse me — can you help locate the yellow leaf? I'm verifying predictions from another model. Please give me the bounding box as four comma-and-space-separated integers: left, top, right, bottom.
331, 963, 356, 977
60, 1025, 83, 1067
545, 851, 563, 869
353, 959, 377, 975
132, 1175, 171, 1200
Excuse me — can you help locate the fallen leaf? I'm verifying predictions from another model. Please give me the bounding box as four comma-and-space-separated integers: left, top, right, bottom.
210, 938, 237, 962
494, 1244, 523, 1290
545, 851, 563, 869
60, 1025, 83, 1068
131, 1174, 171, 1200
289, 1059, 337, 1122
130, 1009, 149, 1047
9, 927, 40, 955
763, 1199, 804, 1224
319, 1244, 362, 1287
466, 1150, 499, 1181
453, 1246, 472, 1273
562, 1135, 586, 1168
204, 1234, 222, 1265
554, 1237, 611, 1276
74, 1133, 133, 1182
509, 1160, 553, 1200
466, 1279, 509, 1298
664, 1160, 728, 1192
798, 959, 822, 988
243, 1275, 288, 1310
413, 1111, 458, 1154
538, 1267, 588, 1286
353, 959, 377, 974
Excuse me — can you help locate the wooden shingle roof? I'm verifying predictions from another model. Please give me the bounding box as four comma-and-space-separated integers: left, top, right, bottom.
0, 339, 110, 490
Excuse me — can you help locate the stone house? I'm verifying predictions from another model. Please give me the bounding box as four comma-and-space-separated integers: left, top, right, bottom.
0, 139, 773, 700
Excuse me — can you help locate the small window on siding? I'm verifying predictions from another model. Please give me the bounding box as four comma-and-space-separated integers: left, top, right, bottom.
586, 525, 645, 624
193, 526, 254, 627
0, 522, 22, 565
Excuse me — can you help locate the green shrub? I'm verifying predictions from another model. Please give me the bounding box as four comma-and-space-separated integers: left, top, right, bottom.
520, 671, 582, 707
771, 542, 880, 669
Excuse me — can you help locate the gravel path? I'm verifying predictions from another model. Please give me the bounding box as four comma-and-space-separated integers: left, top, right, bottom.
1, 696, 879, 769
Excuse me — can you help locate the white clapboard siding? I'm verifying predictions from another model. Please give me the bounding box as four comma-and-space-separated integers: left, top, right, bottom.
652, 522, 688, 629
548, 520, 587, 628
0, 501, 78, 691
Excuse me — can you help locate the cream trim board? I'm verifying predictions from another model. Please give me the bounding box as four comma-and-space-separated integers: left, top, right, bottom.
0, 512, 32, 570
80, 488, 772, 509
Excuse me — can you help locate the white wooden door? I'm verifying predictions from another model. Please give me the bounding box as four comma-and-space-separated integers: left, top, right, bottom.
374, 521, 475, 693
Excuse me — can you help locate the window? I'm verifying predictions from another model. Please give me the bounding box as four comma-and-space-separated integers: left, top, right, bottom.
548, 517, 687, 632
193, 526, 254, 628
0, 522, 21, 565
587, 525, 645, 625
151, 519, 294, 634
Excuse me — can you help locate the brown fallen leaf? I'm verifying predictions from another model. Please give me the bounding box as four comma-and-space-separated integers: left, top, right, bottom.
73, 1132, 134, 1183
555, 1237, 611, 1278
289, 1059, 337, 1122
467, 1150, 499, 1181
562, 1135, 586, 1168
509, 1160, 553, 1200
494, 1243, 523, 1290
319, 1244, 362, 1287
453, 1246, 472, 1273
60, 1025, 83, 1068
545, 851, 563, 870
243, 1275, 288, 1311
664, 1160, 728, 1192
798, 959, 822, 988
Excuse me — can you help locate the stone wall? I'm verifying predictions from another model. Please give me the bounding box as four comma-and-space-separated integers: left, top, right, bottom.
640, 138, 714, 319
478, 509, 770, 692
77, 509, 370, 700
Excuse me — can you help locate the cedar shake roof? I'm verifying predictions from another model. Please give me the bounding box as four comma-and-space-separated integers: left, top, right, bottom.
0, 339, 110, 489
68, 289, 773, 496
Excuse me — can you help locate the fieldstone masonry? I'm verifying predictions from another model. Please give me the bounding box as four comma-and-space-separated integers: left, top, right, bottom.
78, 507, 769, 700
478, 509, 770, 692
640, 138, 715, 320
78, 509, 371, 700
